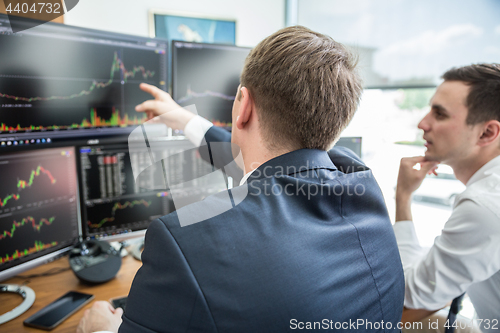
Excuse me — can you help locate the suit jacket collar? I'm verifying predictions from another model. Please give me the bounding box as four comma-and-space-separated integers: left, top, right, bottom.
247, 149, 337, 183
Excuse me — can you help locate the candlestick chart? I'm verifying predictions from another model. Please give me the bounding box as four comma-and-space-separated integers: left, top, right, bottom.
0, 155, 69, 211
0, 165, 56, 209
0, 204, 76, 265
0, 148, 80, 266
2, 241, 58, 265
85, 196, 164, 233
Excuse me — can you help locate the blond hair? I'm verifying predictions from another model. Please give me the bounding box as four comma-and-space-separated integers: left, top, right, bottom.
240, 26, 362, 151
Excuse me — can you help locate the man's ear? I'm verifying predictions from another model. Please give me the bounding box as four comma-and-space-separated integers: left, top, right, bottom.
235, 87, 253, 130
478, 120, 500, 147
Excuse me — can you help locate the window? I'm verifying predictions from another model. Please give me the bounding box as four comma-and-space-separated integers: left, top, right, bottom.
297, 0, 500, 88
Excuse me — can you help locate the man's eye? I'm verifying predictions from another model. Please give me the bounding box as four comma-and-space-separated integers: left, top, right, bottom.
434, 111, 445, 118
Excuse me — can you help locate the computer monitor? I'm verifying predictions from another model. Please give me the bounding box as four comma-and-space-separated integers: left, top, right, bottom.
0, 14, 170, 281
171, 41, 251, 128
0, 14, 168, 144
0, 146, 80, 281
78, 138, 226, 242
335, 137, 362, 158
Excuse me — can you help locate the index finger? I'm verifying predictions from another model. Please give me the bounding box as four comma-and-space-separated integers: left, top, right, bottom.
400, 156, 426, 167
135, 100, 163, 114
403, 156, 426, 164
139, 83, 165, 99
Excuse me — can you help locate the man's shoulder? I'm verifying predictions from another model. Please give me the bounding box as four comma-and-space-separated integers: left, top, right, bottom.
157, 147, 388, 233
158, 187, 245, 229
327, 146, 368, 173
456, 172, 500, 220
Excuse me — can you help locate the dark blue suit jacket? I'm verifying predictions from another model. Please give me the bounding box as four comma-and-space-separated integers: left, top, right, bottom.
120, 127, 404, 332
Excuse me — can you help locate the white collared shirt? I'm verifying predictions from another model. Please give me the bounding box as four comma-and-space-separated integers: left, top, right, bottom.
394, 155, 500, 331
239, 169, 255, 186
183, 115, 214, 147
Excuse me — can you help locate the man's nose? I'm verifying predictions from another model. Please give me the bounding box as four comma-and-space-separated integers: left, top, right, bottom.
418, 113, 430, 131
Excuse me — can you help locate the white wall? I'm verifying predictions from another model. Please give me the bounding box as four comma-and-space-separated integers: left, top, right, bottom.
64, 0, 285, 47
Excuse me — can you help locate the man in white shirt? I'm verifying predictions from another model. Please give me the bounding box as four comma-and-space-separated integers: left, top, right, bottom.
394, 63, 500, 332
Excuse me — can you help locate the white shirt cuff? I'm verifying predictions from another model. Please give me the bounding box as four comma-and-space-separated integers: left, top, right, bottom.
393, 221, 425, 268
183, 116, 214, 147
393, 220, 419, 245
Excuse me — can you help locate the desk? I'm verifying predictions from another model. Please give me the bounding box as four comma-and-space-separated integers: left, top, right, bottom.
0, 255, 142, 333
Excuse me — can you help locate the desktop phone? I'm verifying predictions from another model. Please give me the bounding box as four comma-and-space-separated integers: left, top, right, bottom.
23, 291, 94, 330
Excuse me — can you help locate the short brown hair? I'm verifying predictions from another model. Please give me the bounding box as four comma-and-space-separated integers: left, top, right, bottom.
442, 63, 500, 125
240, 26, 362, 151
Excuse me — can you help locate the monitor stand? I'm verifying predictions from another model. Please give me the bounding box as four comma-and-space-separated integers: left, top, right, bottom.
0, 284, 35, 324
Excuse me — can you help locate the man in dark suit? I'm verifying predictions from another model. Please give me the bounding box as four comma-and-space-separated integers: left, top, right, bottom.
77, 26, 404, 333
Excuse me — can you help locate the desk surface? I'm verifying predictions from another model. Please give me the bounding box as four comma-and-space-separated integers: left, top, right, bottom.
1, 252, 431, 331
0, 254, 142, 333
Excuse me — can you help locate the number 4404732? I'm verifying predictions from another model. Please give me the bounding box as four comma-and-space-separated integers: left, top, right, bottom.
5, 2, 61, 14
445, 319, 499, 331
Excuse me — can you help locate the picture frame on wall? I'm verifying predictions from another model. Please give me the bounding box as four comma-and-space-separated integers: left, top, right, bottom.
149, 10, 236, 45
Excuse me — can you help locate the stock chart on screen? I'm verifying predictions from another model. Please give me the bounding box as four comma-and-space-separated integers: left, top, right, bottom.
79, 142, 170, 238
0, 147, 79, 267
0, 16, 167, 138
78, 139, 227, 240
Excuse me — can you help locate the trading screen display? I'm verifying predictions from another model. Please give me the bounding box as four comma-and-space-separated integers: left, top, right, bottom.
0, 15, 167, 139
0, 147, 80, 271
79, 140, 225, 239
79, 143, 171, 239
172, 41, 250, 128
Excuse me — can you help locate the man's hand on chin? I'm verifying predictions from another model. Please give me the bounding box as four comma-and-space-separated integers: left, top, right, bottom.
395, 156, 439, 222
76, 301, 123, 333
397, 156, 439, 197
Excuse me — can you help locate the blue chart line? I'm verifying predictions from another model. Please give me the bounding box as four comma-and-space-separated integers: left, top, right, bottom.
177, 85, 236, 104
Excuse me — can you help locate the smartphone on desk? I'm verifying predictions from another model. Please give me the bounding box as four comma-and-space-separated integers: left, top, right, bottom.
23, 291, 94, 330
